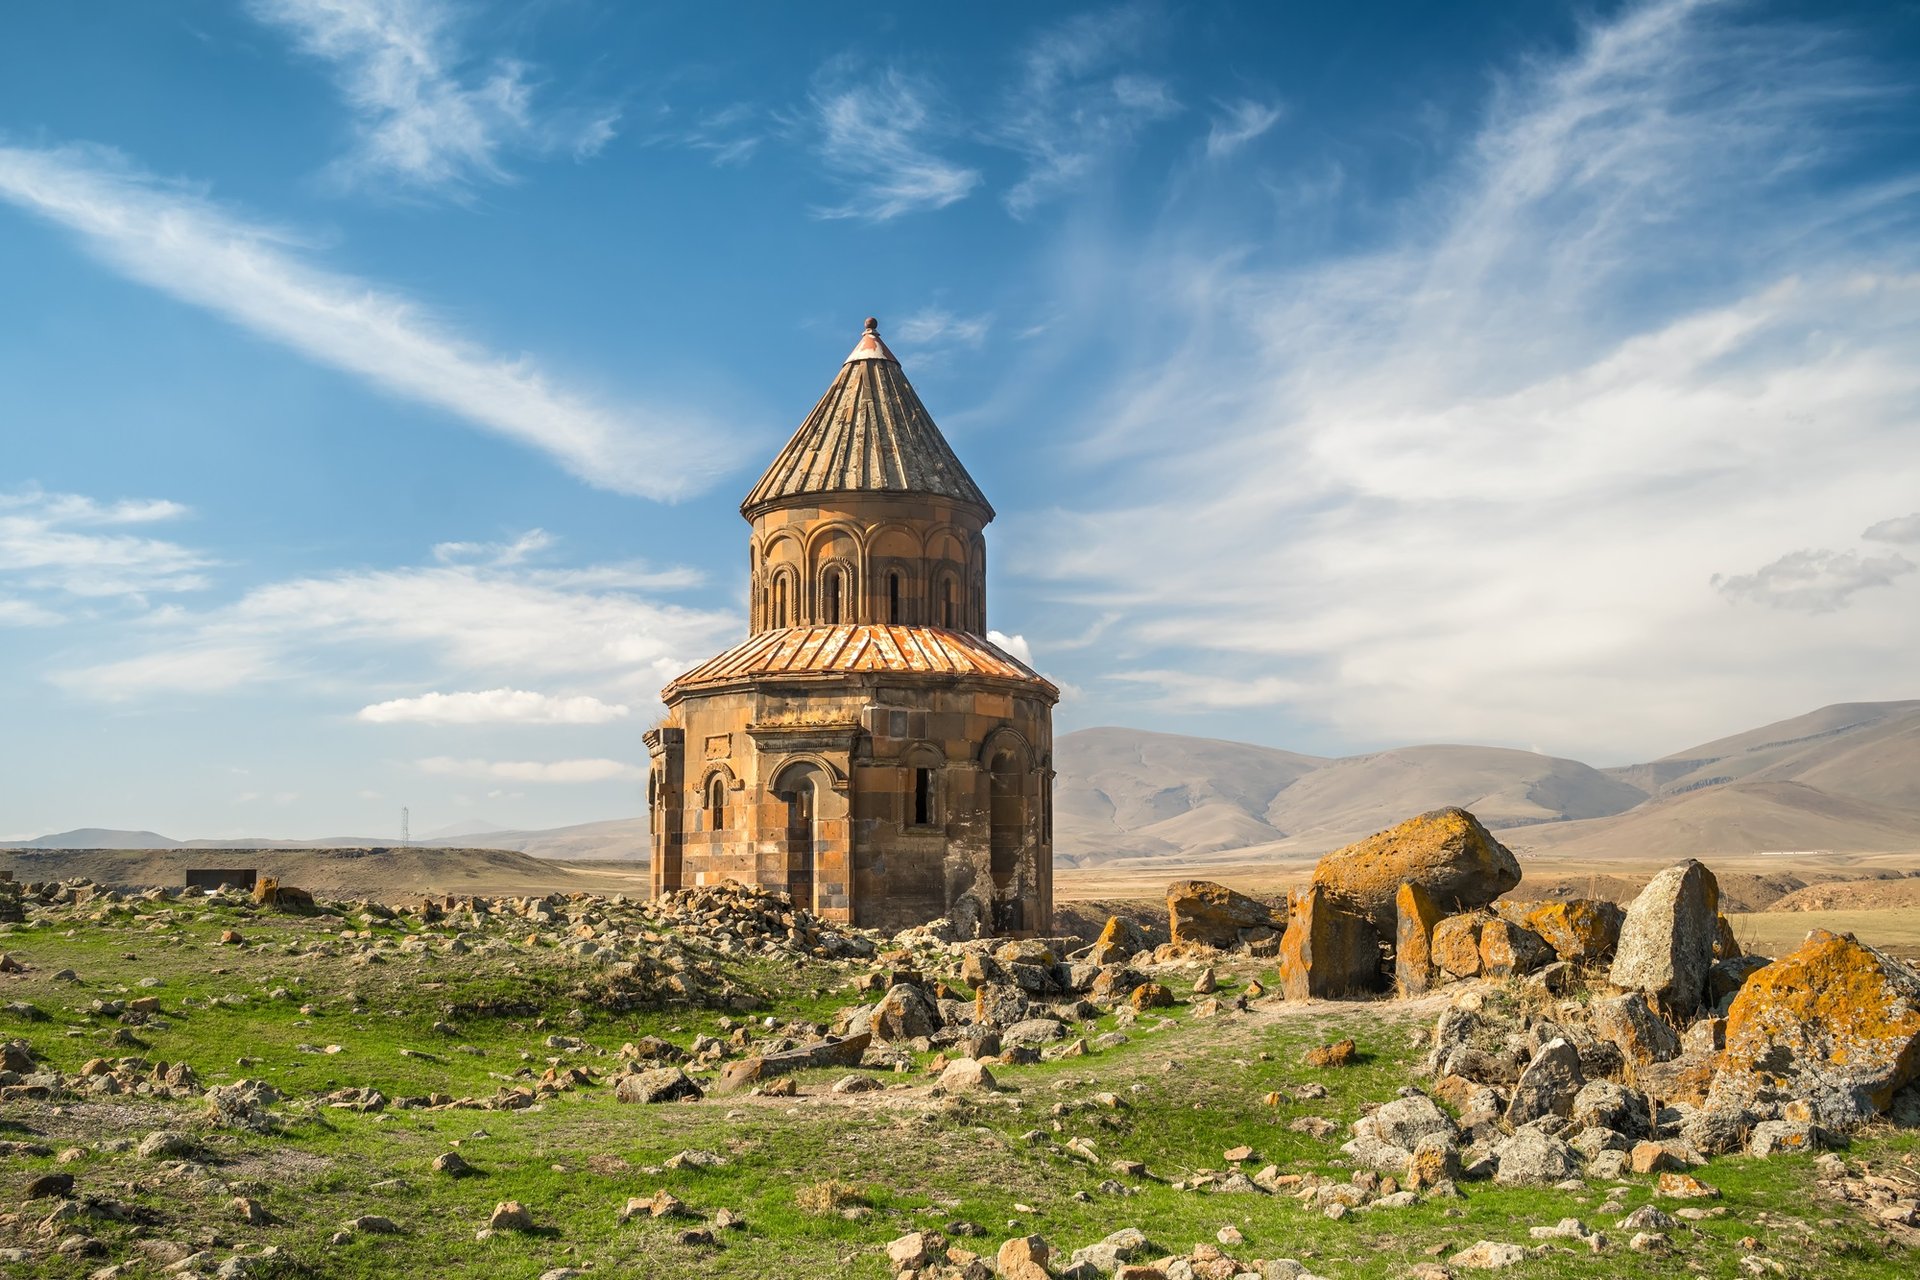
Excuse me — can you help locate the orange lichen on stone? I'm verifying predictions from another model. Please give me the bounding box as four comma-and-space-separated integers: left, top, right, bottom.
1716, 929, 1920, 1121
1395, 882, 1444, 997
1521, 899, 1624, 963
1310, 807, 1521, 937
1430, 912, 1490, 979
1279, 885, 1382, 1001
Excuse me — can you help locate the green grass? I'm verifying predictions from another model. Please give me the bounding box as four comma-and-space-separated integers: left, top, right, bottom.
1, 896, 1915, 1279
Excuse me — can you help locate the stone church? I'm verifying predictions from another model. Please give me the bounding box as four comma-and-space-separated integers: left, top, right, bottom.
645, 318, 1057, 937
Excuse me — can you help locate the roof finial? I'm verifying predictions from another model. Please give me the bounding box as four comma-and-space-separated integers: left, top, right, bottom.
864, 316, 879, 334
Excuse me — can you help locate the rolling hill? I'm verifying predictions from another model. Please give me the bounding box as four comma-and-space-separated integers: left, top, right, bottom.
9, 701, 1917, 868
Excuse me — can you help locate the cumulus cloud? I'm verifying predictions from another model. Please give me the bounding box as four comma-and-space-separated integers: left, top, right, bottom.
0, 145, 728, 499
248, 0, 617, 194
1016, 0, 1920, 759
808, 66, 980, 220
987, 629, 1034, 666
1714, 549, 1917, 613
1864, 512, 1920, 545
416, 756, 643, 783
358, 688, 631, 725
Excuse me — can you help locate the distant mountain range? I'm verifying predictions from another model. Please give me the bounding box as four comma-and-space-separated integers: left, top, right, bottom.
1051, 700, 1920, 866
8, 700, 1918, 866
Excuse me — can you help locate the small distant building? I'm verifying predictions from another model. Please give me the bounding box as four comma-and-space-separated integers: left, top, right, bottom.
647, 319, 1057, 937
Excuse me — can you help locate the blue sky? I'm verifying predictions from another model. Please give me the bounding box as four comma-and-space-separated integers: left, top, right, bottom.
3, 0, 1918, 840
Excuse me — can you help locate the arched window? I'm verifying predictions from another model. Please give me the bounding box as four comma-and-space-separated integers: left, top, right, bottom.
941, 577, 957, 628
887, 571, 902, 624
707, 776, 726, 832
773, 575, 789, 628
824, 568, 844, 625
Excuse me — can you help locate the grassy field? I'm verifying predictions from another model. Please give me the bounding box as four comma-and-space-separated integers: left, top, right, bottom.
1727, 909, 1920, 962
1, 892, 1916, 1279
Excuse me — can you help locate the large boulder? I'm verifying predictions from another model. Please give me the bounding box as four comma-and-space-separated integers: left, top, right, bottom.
1309, 807, 1521, 938
1278, 885, 1383, 1000
1506, 1038, 1585, 1126
1395, 882, 1445, 997
1166, 881, 1279, 948
1373, 1093, 1457, 1149
1521, 899, 1625, 964
871, 984, 939, 1042
1431, 913, 1490, 980
1609, 860, 1720, 1017
1479, 919, 1553, 978
1590, 992, 1680, 1064
613, 1068, 702, 1104
1491, 1126, 1582, 1185
1709, 929, 1920, 1128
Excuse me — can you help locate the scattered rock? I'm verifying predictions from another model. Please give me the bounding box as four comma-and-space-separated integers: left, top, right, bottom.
1610, 860, 1720, 1017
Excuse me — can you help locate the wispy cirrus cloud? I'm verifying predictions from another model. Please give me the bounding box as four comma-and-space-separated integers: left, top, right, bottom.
1018, 0, 1920, 760
807, 66, 980, 221
54, 531, 735, 703
247, 0, 617, 194
893, 307, 992, 353
358, 688, 631, 725
0, 143, 729, 499
999, 6, 1181, 216
416, 756, 643, 783
0, 488, 212, 605
1205, 98, 1283, 160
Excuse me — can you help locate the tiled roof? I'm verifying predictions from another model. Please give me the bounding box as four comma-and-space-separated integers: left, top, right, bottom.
740, 318, 992, 518
663, 625, 1054, 700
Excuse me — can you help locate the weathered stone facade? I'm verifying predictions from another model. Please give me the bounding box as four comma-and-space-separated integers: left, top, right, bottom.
647, 319, 1057, 937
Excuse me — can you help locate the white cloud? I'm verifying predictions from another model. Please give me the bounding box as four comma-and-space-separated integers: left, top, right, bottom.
416, 756, 643, 783
987, 629, 1033, 666
248, 0, 617, 194
0, 488, 212, 601
54, 536, 737, 702
358, 688, 631, 725
0, 144, 727, 499
1206, 99, 1283, 160
1864, 512, 1920, 545
893, 308, 992, 351
999, 7, 1181, 216
1018, 0, 1920, 760
1714, 549, 1916, 613
809, 66, 980, 220
669, 103, 761, 167
0, 598, 63, 627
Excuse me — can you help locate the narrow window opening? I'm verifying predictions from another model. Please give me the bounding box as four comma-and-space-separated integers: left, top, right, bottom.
773, 576, 789, 628
707, 777, 726, 832
825, 570, 843, 625
942, 578, 956, 628
888, 572, 902, 624
913, 767, 935, 826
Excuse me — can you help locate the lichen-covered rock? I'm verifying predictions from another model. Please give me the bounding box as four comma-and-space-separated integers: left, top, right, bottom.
1609, 861, 1720, 1017
1166, 880, 1279, 948
1279, 885, 1383, 1000
1709, 955, 1771, 1009
1710, 929, 1920, 1128
1746, 1119, 1830, 1157
1431, 913, 1490, 980
1492, 1125, 1582, 1185
1521, 899, 1625, 963
1374, 1093, 1457, 1149
1506, 1038, 1585, 1126
1590, 992, 1680, 1064
1479, 919, 1554, 979
1094, 915, 1149, 961
1395, 882, 1444, 997
613, 1068, 702, 1104
1309, 807, 1522, 937
1406, 1132, 1461, 1190
974, 983, 1033, 1027
1570, 1080, 1650, 1138
870, 984, 938, 1042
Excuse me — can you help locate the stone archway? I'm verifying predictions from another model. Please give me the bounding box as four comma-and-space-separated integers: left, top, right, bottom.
773, 761, 824, 914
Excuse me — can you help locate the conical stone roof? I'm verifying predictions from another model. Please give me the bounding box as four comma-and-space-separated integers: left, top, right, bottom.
741, 318, 992, 518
